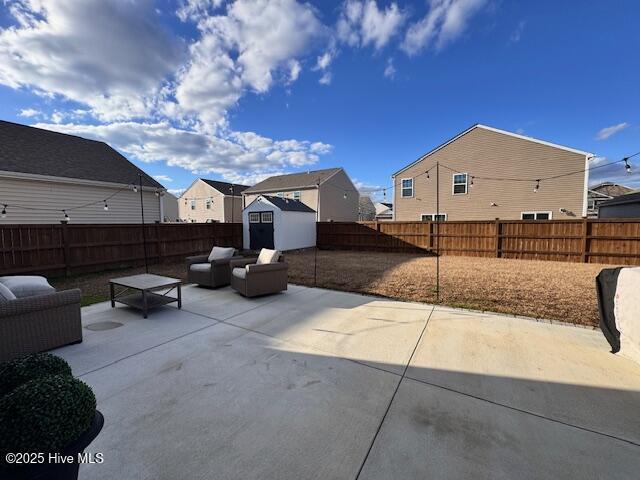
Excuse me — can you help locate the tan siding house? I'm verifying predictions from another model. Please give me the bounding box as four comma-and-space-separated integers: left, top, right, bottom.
392, 125, 593, 221
242, 168, 359, 222
0, 121, 165, 224
178, 179, 248, 223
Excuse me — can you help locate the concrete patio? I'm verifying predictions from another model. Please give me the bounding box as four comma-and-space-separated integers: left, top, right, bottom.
55, 284, 640, 479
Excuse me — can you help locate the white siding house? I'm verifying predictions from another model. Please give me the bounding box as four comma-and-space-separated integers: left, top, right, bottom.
0, 120, 165, 224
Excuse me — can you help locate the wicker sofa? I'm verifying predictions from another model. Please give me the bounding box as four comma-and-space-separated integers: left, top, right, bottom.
186, 252, 248, 288
229, 254, 288, 298
0, 288, 83, 362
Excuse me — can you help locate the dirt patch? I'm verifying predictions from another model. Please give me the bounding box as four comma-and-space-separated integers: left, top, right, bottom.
51, 250, 611, 327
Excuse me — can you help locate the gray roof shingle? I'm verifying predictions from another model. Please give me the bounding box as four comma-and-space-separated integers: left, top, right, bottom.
201, 179, 251, 196
0, 120, 163, 188
261, 195, 316, 212
243, 168, 342, 194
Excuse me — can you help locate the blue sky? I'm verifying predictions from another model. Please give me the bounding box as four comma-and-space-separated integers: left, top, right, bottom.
1, 0, 639, 198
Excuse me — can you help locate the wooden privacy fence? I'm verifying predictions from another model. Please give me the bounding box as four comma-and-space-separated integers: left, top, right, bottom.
0, 223, 242, 277
317, 219, 640, 266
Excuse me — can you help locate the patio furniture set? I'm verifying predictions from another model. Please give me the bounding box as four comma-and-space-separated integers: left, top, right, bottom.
0, 246, 288, 361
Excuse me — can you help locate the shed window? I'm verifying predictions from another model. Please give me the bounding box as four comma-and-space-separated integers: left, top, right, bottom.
261, 212, 273, 223
249, 212, 260, 223
190, 200, 196, 210
401, 178, 413, 198
421, 213, 447, 222
521, 211, 552, 220
452, 173, 468, 195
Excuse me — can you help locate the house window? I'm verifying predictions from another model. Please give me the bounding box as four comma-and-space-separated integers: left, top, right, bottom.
401, 178, 413, 198
261, 212, 273, 223
521, 211, 552, 220
452, 173, 468, 195
249, 212, 260, 223
205, 199, 212, 210
421, 213, 447, 222
276, 192, 284, 197
293, 191, 301, 200
190, 200, 196, 210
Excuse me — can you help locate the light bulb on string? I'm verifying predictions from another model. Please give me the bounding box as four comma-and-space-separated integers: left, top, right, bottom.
470, 176, 474, 187
624, 158, 632, 174
343, 193, 347, 199
63, 210, 70, 222
132, 184, 138, 193
103, 201, 109, 211
533, 180, 540, 193
1, 205, 6, 219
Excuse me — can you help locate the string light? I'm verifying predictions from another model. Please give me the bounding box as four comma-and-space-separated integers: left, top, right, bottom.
470, 176, 474, 187
533, 180, 540, 193
343, 193, 347, 199
132, 184, 138, 193
103, 201, 109, 211
1, 205, 6, 219
62, 210, 70, 222
624, 158, 632, 174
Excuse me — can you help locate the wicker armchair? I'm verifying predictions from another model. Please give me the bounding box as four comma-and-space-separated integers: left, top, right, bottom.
0, 289, 83, 362
186, 254, 247, 288
229, 255, 288, 298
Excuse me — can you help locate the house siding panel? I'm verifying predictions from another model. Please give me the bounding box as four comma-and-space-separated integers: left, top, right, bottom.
178, 179, 226, 223
394, 128, 588, 221
0, 176, 160, 224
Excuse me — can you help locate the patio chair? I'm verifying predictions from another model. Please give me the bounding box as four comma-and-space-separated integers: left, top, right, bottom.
186, 247, 246, 288
229, 249, 288, 298
0, 277, 82, 361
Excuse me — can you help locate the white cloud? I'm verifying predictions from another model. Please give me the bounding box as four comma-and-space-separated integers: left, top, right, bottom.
168, 188, 187, 197
337, 0, 406, 50
288, 59, 302, 83
32, 121, 332, 183
315, 51, 333, 70
154, 175, 174, 182
18, 108, 41, 118
596, 122, 630, 140
0, 0, 185, 121
353, 178, 386, 200
384, 57, 396, 79
319, 72, 332, 85
509, 20, 525, 44
402, 0, 488, 56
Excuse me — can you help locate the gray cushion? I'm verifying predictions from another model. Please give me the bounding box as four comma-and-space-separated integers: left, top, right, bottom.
232, 267, 246, 279
0, 276, 54, 298
190, 263, 211, 273
208, 246, 236, 262
0, 282, 16, 303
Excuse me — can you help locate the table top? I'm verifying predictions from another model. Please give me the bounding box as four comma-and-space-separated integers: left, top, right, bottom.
109, 273, 182, 290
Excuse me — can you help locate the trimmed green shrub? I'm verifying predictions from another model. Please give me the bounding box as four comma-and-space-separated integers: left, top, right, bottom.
0, 375, 96, 455
0, 353, 72, 398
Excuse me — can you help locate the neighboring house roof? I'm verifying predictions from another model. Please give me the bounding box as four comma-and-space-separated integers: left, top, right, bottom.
359, 196, 376, 220
393, 124, 593, 177
255, 195, 316, 212
201, 179, 250, 196
599, 191, 640, 207
243, 168, 342, 194
0, 120, 163, 188
588, 182, 636, 198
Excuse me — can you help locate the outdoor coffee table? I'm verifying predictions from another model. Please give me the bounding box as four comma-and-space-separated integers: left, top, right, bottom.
109, 274, 182, 318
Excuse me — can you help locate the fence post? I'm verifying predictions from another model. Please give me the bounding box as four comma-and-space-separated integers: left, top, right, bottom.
156, 223, 163, 263
494, 218, 501, 258
60, 220, 71, 277
581, 218, 589, 263
375, 222, 381, 250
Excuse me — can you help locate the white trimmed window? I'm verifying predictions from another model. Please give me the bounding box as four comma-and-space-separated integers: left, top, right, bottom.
421, 213, 447, 222
521, 211, 552, 220
249, 212, 260, 223
293, 191, 301, 200
452, 173, 468, 195
401, 178, 413, 198
205, 199, 212, 210
190, 200, 196, 210
261, 212, 273, 223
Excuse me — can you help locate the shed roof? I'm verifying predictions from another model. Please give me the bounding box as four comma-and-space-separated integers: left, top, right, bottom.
258, 195, 316, 212
0, 120, 162, 188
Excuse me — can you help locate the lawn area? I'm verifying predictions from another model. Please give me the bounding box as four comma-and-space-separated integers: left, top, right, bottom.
50, 250, 612, 327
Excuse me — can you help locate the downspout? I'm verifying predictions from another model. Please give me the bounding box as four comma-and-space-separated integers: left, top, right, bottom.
159, 194, 164, 222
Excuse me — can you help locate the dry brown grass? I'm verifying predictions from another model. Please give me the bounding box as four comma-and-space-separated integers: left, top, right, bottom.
51, 250, 612, 326
286, 250, 610, 327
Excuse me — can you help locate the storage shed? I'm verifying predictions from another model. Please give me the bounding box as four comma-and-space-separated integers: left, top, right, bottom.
243, 195, 316, 251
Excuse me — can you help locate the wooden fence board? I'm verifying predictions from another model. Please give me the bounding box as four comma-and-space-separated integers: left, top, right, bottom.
317, 220, 640, 265
0, 223, 243, 276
